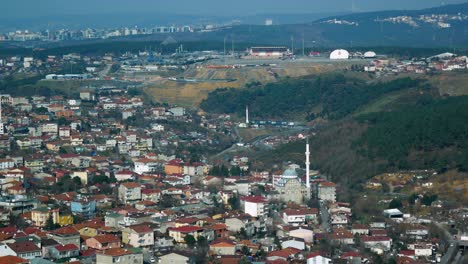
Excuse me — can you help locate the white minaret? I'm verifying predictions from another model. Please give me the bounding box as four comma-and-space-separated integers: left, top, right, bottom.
305, 137, 311, 198
0, 100, 4, 135
245, 106, 249, 125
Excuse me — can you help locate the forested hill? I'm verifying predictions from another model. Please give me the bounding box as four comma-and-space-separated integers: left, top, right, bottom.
202, 73, 468, 186
200, 74, 422, 121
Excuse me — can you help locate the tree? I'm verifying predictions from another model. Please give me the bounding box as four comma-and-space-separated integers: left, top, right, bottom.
228, 195, 240, 210
388, 199, 402, 209
34, 107, 48, 114
159, 194, 180, 208
93, 175, 110, 184
274, 236, 282, 250
239, 256, 251, 264
255, 248, 267, 260
44, 214, 58, 231
229, 166, 242, 176
408, 193, 418, 205
72, 176, 82, 187
241, 245, 250, 256
184, 234, 196, 248
197, 236, 209, 249
238, 227, 248, 239
421, 194, 438, 206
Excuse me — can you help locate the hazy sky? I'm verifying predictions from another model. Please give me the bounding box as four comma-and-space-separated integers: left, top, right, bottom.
3, 0, 467, 18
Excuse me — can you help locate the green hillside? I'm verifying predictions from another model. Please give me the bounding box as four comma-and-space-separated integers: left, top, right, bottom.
202, 72, 468, 186
201, 74, 422, 121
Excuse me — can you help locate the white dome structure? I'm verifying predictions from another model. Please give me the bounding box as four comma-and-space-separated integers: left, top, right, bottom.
330, 49, 350, 60
364, 51, 377, 58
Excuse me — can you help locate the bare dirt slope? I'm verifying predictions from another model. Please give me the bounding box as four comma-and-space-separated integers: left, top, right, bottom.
144, 62, 343, 107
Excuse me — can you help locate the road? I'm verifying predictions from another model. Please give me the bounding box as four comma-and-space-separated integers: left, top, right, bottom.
434, 222, 459, 264
98, 63, 112, 79
320, 201, 331, 232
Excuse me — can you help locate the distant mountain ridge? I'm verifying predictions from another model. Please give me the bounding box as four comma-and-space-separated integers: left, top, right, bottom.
317, 2, 468, 22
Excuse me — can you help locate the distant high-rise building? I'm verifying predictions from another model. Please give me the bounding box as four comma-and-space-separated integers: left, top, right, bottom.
265, 19, 273, 26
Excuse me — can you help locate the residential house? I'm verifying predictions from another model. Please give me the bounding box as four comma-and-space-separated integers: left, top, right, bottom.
96, 248, 143, 264
48, 226, 80, 248
283, 208, 319, 225
31, 207, 59, 227
154, 232, 174, 252
351, 224, 370, 235
183, 162, 206, 177
317, 181, 336, 202
41, 238, 59, 259
86, 234, 121, 250
289, 227, 314, 243
0, 241, 42, 259
159, 252, 195, 264
210, 239, 236, 255
406, 225, 429, 240
241, 196, 267, 218
114, 170, 135, 182
266, 248, 301, 262
71, 197, 96, 218
118, 182, 142, 204
133, 158, 160, 174
208, 223, 229, 239
168, 225, 204, 243
122, 225, 154, 248
0, 159, 15, 169
225, 215, 255, 237
281, 237, 306, 251
361, 236, 392, 252
307, 252, 332, 264
164, 159, 183, 175
141, 188, 161, 203
48, 244, 79, 260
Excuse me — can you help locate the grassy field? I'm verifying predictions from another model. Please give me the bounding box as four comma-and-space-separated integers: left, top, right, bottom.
238, 128, 276, 143
37, 80, 83, 96
428, 71, 468, 96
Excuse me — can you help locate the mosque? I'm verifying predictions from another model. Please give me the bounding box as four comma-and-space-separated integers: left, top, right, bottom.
272, 140, 312, 204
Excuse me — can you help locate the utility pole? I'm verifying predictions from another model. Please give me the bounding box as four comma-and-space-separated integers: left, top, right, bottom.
224, 36, 226, 57
291, 36, 294, 56
302, 36, 305, 57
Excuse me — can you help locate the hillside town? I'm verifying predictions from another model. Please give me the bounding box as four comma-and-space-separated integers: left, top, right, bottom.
0, 74, 464, 264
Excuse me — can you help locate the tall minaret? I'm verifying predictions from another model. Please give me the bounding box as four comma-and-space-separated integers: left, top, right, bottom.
305, 137, 311, 198
0, 99, 4, 135
245, 106, 249, 125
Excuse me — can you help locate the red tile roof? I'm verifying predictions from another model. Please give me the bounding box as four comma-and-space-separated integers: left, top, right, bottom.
52, 226, 79, 236
8, 241, 41, 253
241, 195, 267, 203
100, 248, 136, 257
80, 248, 96, 257
121, 182, 141, 188
307, 251, 324, 259
267, 248, 300, 259
55, 244, 79, 252
130, 225, 152, 233
341, 251, 362, 259
91, 234, 120, 244
0, 256, 28, 264
169, 225, 203, 233
361, 236, 391, 242
283, 208, 318, 216
319, 181, 336, 187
